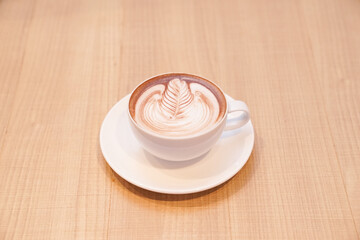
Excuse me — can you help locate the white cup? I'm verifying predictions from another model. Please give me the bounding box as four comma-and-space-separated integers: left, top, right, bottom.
128, 73, 250, 161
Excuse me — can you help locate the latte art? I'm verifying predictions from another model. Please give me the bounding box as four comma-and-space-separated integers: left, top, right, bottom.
134, 78, 221, 136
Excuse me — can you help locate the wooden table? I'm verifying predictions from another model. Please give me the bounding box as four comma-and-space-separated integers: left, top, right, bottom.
1, 0, 359, 239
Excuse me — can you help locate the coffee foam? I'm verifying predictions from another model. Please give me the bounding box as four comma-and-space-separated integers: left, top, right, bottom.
132, 77, 223, 137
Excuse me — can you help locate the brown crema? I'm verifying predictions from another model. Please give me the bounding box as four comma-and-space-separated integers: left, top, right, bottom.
129, 73, 227, 137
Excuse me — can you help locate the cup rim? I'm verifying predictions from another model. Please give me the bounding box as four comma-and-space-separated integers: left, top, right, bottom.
128, 72, 229, 140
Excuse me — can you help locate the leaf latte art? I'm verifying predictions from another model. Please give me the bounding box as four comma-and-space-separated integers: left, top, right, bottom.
134, 78, 221, 136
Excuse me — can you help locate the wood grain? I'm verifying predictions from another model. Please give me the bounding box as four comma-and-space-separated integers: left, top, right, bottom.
0, 0, 359, 239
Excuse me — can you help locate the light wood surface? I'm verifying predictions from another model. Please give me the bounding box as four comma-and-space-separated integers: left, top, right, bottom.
1, 0, 359, 239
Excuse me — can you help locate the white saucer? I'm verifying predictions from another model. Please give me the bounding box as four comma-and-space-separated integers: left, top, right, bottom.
100, 94, 254, 194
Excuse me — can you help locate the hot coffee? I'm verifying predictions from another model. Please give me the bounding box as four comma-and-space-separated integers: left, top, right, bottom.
129, 74, 227, 137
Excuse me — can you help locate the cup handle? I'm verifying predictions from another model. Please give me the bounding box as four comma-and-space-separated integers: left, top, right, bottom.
224, 100, 250, 131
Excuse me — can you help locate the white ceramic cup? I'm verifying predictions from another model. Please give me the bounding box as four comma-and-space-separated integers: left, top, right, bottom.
128, 73, 250, 161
